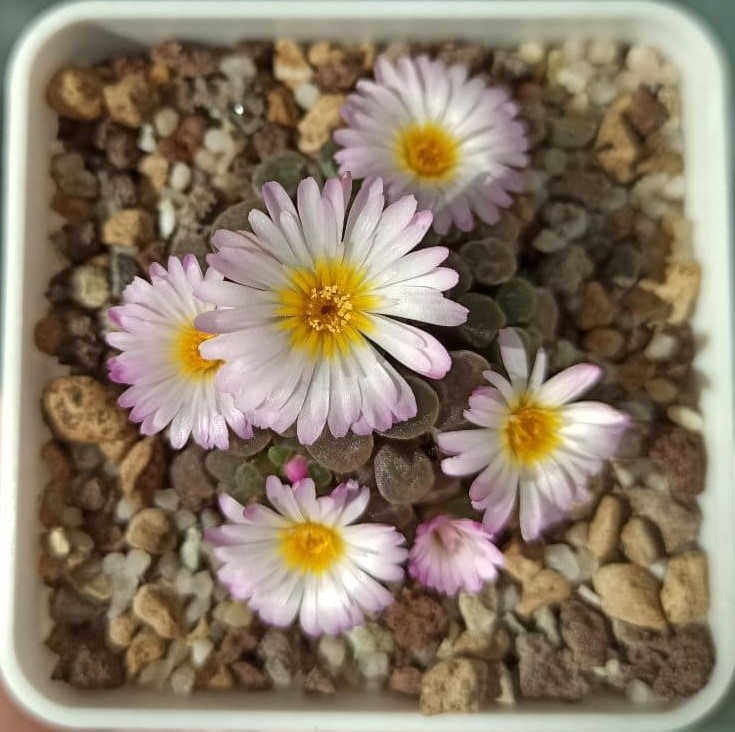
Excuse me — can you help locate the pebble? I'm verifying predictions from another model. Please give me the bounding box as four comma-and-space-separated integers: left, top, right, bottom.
157, 198, 176, 239
660, 551, 709, 624
458, 592, 496, 635
132, 584, 184, 639
216, 599, 253, 628
534, 607, 562, 648
533, 228, 567, 253
666, 406, 704, 434
169, 161, 192, 192
108, 612, 138, 648
359, 651, 390, 683
620, 517, 662, 566
559, 597, 610, 669
384, 589, 449, 659
101, 208, 155, 248
544, 544, 581, 583
593, 563, 667, 630
125, 508, 176, 554
644, 331, 679, 361
273, 39, 313, 90
648, 427, 704, 501
516, 569, 572, 618
517, 633, 590, 700
47, 527, 71, 559
190, 638, 214, 667
587, 495, 625, 562
174, 509, 197, 532
103, 73, 158, 128
420, 658, 489, 714
126, 626, 166, 678
549, 116, 597, 149
626, 46, 661, 85
626, 679, 656, 704
297, 94, 345, 154
389, 666, 423, 696
154, 107, 180, 138
347, 622, 393, 658
170, 665, 196, 695
318, 635, 347, 671
294, 82, 320, 110
180, 527, 202, 571
517, 41, 545, 64
137, 124, 157, 153
153, 488, 180, 512
595, 95, 642, 183
46, 66, 104, 120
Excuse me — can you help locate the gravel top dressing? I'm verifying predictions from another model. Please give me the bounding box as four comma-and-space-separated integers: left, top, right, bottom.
36, 37, 710, 714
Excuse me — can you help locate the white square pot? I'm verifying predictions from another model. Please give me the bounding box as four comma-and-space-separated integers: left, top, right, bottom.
1, 1, 733, 730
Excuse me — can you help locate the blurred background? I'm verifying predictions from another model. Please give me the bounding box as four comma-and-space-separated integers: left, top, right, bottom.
0, 0, 732, 730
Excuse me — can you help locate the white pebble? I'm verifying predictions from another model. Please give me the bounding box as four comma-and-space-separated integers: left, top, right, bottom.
190, 638, 214, 668
153, 488, 180, 512
181, 528, 202, 571
626, 679, 656, 704
517, 41, 544, 65
562, 39, 586, 61
557, 61, 593, 95
544, 544, 580, 582
318, 635, 347, 670
500, 583, 520, 614
667, 405, 704, 433
102, 552, 125, 575
157, 198, 176, 239
294, 82, 320, 110
458, 592, 496, 634
577, 585, 601, 607
170, 664, 196, 695
648, 559, 668, 581
114, 498, 137, 523
220, 600, 253, 627
175, 568, 194, 596
185, 595, 211, 624
47, 527, 71, 558
167, 638, 190, 667
503, 612, 526, 636
534, 607, 562, 647
157, 551, 179, 582
137, 124, 157, 153
662, 175, 686, 201
359, 651, 389, 681
587, 39, 619, 65
643, 471, 669, 493
126, 549, 152, 577
204, 128, 234, 154
615, 70, 640, 93
175, 509, 197, 531
533, 229, 567, 253
169, 162, 192, 192
497, 663, 516, 705
575, 548, 599, 583
199, 508, 220, 531
154, 107, 180, 138
588, 78, 617, 107
219, 54, 256, 81
644, 332, 678, 361
138, 659, 173, 688
626, 45, 661, 85
192, 570, 213, 598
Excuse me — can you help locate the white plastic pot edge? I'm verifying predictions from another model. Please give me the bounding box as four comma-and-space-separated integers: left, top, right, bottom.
1, 1, 733, 730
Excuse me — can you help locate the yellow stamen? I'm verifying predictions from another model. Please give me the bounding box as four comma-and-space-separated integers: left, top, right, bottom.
279, 522, 345, 575
396, 122, 459, 180
174, 324, 222, 379
503, 398, 561, 465
276, 258, 378, 359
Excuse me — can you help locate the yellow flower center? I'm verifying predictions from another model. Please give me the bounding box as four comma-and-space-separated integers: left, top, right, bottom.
396, 122, 459, 180
503, 399, 562, 465
276, 258, 378, 359
174, 323, 222, 379
279, 522, 345, 575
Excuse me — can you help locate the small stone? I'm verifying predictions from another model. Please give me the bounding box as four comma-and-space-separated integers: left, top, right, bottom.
132, 584, 184, 639
43, 376, 129, 444
56, 638, 124, 689
125, 508, 176, 554
384, 589, 449, 657
549, 171, 611, 210
218, 600, 253, 628
68, 265, 109, 309
626, 679, 656, 704
537, 244, 594, 295
108, 612, 138, 648
628, 86, 668, 137
153, 107, 180, 138
206, 665, 235, 690
420, 658, 488, 714
125, 626, 166, 678
516, 569, 572, 618
660, 552, 708, 624
170, 664, 196, 695
593, 563, 666, 630
138, 153, 170, 190
639, 262, 701, 325
544, 544, 581, 583
302, 666, 335, 695
273, 39, 313, 90
502, 538, 543, 584
374, 444, 434, 504
595, 95, 643, 183
574, 281, 618, 331
266, 85, 300, 128
533, 228, 567, 253
459, 238, 517, 285
170, 445, 216, 511
458, 592, 496, 635
294, 82, 320, 110
103, 73, 158, 128
359, 651, 390, 683
616, 352, 656, 392
47, 66, 104, 121
559, 596, 610, 669
231, 661, 271, 690
297, 94, 345, 155
389, 666, 422, 696
517, 633, 590, 700
50, 586, 103, 625
587, 495, 626, 562
583, 328, 625, 359
101, 208, 155, 248
306, 430, 373, 473
549, 117, 597, 149
621, 517, 662, 566
52, 153, 98, 199
644, 331, 679, 361
217, 627, 258, 664
649, 428, 704, 502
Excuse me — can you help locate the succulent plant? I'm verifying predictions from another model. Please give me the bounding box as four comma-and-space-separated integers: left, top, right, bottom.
230, 461, 265, 504
317, 139, 340, 179
458, 293, 506, 348
227, 429, 272, 458
444, 250, 473, 300
433, 350, 491, 431
305, 430, 374, 473
530, 286, 560, 341
377, 376, 440, 440
495, 277, 538, 324
211, 197, 265, 233
252, 151, 314, 197
459, 237, 517, 286
374, 444, 435, 505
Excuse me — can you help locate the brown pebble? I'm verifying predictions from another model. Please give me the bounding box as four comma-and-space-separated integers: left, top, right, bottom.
559, 597, 610, 669
138, 153, 170, 190
150, 40, 218, 78
420, 658, 489, 715
103, 72, 158, 128
587, 495, 626, 562
649, 427, 705, 502
384, 588, 449, 657
42, 375, 130, 444
639, 262, 701, 326
133, 584, 184, 639
645, 377, 678, 404
593, 563, 667, 630
70, 475, 109, 512
516, 569, 571, 618
621, 517, 662, 566
125, 626, 166, 678
517, 633, 590, 701
574, 281, 619, 330
623, 287, 672, 324
595, 94, 643, 183
252, 123, 291, 161
502, 537, 543, 584
304, 666, 337, 695
660, 551, 709, 624
55, 637, 124, 690
628, 86, 668, 137
170, 444, 216, 511
118, 437, 166, 506
266, 85, 300, 128
297, 94, 345, 155
231, 661, 270, 691
157, 114, 208, 164
35, 313, 65, 356
616, 352, 656, 392
583, 327, 625, 359
389, 666, 423, 696
273, 39, 313, 90
108, 612, 139, 648
47, 66, 104, 121
216, 627, 258, 665
101, 208, 155, 248
125, 508, 176, 554
206, 664, 235, 690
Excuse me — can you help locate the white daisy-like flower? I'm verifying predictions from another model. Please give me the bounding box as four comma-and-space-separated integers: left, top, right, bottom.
106, 255, 251, 450
196, 173, 467, 445
437, 329, 630, 541
205, 476, 408, 636
334, 55, 529, 235
408, 515, 503, 596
